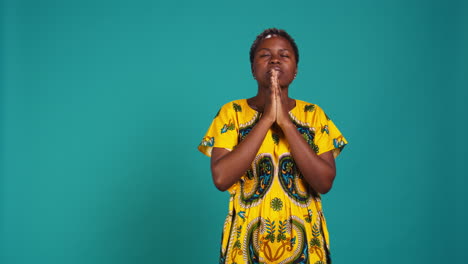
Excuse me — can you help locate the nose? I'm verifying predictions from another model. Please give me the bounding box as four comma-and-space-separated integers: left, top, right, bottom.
269, 54, 280, 64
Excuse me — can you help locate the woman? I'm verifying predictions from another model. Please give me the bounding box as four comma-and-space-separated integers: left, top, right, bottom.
198, 28, 347, 264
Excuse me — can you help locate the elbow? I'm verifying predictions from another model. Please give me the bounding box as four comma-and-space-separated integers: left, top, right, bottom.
211, 167, 230, 192
316, 172, 336, 194
317, 184, 332, 194
213, 176, 229, 192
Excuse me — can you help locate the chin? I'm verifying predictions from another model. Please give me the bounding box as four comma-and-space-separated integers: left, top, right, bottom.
280, 81, 293, 88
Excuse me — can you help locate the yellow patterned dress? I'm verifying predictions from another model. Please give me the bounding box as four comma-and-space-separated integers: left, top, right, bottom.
198, 99, 347, 264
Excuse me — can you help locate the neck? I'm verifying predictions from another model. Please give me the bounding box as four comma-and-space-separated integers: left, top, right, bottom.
248, 85, 293, 112
259, 84, 290, 97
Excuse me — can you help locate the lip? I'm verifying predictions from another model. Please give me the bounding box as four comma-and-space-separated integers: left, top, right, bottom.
268, 66, 282, 73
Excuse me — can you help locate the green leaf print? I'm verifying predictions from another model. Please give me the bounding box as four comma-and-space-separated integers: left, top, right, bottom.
272, 133, 279, 145
312, 223, 321, 237
285, 161, 294, 173
310, 237, 321, 248
270, 197, 283, 211
304, 104, 315, 112
233, 103, 242, 112
237, 225, 242, 238
264, 218, 276, 243
233, 240, 241, 249
302, 133, 319, 153
246, 169, 254, 180
304, 209, 313, 223
277, 220, 287, 242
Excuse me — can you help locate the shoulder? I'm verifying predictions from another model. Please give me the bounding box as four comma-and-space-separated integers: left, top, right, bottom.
217, 99, 248, 114
294, 99, 326, 114
218, 99, 246, 111
212, 99, 248, 120
292, 100, 332, 127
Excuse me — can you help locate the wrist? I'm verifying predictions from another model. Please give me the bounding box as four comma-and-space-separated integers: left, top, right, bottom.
278, 118, 294, 129
260, 115, 275, 126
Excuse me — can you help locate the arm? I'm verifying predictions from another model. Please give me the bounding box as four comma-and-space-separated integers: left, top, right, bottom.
275, 80, 336, 194
280, 122, 336, 194
211, 117, 273, 191
211, 75, 278, 191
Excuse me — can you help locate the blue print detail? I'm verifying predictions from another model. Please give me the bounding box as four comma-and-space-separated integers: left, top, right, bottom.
278, 155, 311, 205
240, 155, 274, 207
200, 136, 214, 147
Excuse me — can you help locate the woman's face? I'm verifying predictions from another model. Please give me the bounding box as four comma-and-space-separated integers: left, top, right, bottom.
252, 35, 297, 88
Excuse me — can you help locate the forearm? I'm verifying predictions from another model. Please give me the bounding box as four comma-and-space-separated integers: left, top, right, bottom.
281, 121, 336, 194
211, 117, 273, 191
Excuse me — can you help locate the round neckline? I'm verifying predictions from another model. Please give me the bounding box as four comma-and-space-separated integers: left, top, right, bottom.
244, 98, 297, 113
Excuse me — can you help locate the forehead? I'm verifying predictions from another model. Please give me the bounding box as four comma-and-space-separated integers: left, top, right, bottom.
256, 35, 294, 51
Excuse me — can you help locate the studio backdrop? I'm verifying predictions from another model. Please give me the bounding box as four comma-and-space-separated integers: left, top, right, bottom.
1, 0, 467, 263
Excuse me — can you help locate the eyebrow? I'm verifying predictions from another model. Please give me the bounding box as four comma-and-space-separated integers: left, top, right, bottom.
258, 48, 290, 52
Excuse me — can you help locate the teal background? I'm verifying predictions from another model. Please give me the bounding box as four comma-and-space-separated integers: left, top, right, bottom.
1, 0, 467, 263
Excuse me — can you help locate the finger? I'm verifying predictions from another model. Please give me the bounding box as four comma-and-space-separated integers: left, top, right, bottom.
270, 69, 277, 79
269, 71, 276, 92
272, 69, 278, 78
274, 71, 279, 86
271, 70, 278, 85
275, 76, 280, 99
275, 81, 281, 106
276, 80, 281, 101
276, 79, 281, 95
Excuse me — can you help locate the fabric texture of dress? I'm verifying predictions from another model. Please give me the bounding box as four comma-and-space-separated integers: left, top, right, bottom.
198, 99, 347, 264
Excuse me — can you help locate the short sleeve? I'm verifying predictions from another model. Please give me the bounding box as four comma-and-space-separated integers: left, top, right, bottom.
313, 106, 348, 158
198, 102, 239, 157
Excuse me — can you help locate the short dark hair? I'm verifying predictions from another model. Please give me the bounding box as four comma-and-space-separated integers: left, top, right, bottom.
249, 28, 299, 67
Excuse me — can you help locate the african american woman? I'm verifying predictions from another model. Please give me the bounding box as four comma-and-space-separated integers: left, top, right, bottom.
199, 28, 348, 264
